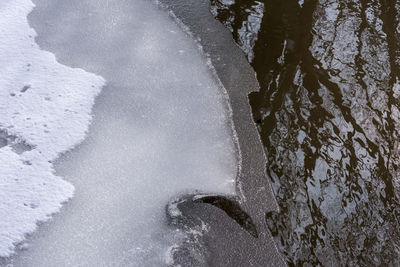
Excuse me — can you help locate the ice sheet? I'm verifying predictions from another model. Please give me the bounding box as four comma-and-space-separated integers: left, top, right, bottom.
4, 0, 238, 265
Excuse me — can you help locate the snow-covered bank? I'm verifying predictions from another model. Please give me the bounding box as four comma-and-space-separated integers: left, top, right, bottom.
0, 0, 104, 258
5, 0, 238, 265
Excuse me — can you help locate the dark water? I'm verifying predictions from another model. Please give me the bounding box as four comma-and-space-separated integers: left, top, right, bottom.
211, 0, 400, 265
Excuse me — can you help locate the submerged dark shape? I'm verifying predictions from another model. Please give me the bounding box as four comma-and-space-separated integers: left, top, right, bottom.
194, 195, 258, 238
211, 0, 400, 266
167, 194, 258, 238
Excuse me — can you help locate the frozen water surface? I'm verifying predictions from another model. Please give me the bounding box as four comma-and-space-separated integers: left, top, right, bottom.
3, 0, 238, 266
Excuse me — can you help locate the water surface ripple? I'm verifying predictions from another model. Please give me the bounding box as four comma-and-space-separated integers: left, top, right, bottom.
211, 0, 400, 265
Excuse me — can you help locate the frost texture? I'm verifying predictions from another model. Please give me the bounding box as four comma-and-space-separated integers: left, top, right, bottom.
4, 0, 238, 266
0, 0, 104, 257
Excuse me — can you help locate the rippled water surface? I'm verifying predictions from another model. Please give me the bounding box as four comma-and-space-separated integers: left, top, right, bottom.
211, 0, 400, 265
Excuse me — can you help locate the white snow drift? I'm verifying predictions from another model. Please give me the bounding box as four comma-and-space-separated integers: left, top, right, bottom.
0, 0, 104, 258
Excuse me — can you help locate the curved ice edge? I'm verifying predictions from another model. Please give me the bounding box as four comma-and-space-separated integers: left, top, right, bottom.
157, 0, 286, 265
155, 0, 244, 197
156, 1, 258, 257
166, 193, 258, 238
157, 2, 255, 263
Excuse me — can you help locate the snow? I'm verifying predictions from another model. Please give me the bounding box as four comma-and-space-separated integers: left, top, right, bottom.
0, 0, 104, 258
4, 0, 238, 265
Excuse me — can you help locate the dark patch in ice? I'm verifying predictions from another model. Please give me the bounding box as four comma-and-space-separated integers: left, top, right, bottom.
0, 130, 16, 148
194, 195, 258, 238
11, 142, 33, 155
20, 85, 31, 93
167, 194, 258, 238
0, 138, 7, 149
22, 160, 32, 166
0, 129, 34, 154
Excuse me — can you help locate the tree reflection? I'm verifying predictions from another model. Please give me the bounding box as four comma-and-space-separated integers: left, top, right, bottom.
211, 0, 400, 265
